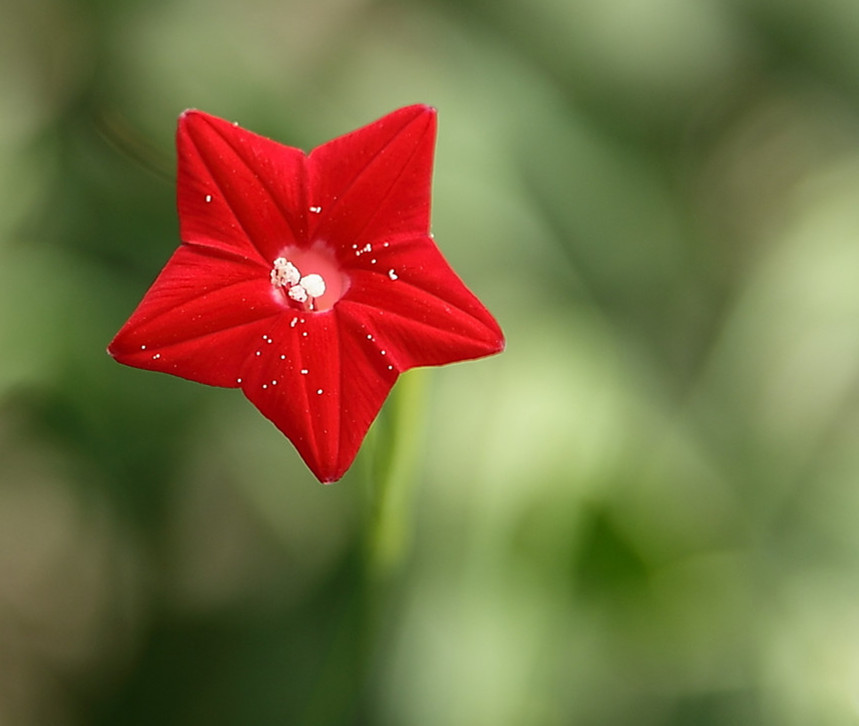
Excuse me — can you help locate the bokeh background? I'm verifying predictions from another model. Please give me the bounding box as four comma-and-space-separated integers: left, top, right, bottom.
4, 0, 859, 723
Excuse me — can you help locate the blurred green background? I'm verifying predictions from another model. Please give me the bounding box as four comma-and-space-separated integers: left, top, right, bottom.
4, 0, 859, 723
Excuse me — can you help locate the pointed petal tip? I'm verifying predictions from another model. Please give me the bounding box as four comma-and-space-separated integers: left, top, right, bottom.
378, 104, 437, 127
178, 108, 200, 125
479, 312, 505, 356
177, 109, 203, 136
494, 333, 507, 354
480, 333, 506, 360
305, 458, 349, 485
177, 108, 228, 135
106, 334, 124, 360
407, 104, 437, 123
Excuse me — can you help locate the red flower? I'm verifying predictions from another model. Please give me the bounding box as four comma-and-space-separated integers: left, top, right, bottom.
108, 105, 504, 482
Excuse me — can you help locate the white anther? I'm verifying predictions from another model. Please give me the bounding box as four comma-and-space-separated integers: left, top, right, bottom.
288, 285, 308, 303
271, 257, 301, 287
300, 273, 326, 298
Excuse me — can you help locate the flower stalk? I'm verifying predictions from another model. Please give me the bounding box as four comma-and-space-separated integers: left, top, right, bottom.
362, 368, 429, 579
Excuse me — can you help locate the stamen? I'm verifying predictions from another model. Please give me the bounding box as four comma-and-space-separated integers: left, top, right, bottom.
271, 258, 300, 287
270, 256, 330, 311
288, 285, 308, 303
300, 274, 326, 299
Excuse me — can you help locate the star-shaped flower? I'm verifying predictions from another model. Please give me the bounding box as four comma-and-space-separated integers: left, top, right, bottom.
108, 105, 504, 482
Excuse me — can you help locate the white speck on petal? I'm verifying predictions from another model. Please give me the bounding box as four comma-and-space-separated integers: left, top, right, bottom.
255, 351, 261, 356
300, 369, 308, 375
388, 269, 398, 280
271, 380, 277, 385
262, 384, 268, 389
366, 334, 373, 340
309, 206, 322, 213
290, 317, 298, 327
370, 259, 376, 264
152, 354, 161, 360
380, 350, 386, 356
237, 378, 242, 384
316, 389, 323, 395
387, 365, 393, 370
302, 331, 308, 337
300, 273, 326, 298
140, 345, 146, 350
205, 194, 212, 203
280, 354, 286, 360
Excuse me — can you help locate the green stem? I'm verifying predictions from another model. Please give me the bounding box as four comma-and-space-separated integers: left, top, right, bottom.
363, 368, 429, 580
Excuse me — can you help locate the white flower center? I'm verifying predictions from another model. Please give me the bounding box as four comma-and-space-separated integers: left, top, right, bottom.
271, 257, 327, 310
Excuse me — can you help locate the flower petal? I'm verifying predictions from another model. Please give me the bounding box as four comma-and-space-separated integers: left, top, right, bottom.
178, 111, 308, 262
340, 235, 505, 371
308, 105, 435, 258
108, 246, 281, 387
241, 311, 397, 482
